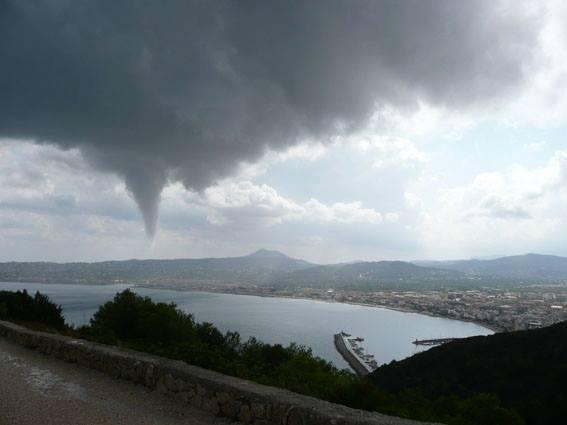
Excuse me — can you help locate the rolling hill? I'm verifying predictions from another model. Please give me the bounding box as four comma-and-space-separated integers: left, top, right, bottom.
3, 251, 567, 289
369, 320, 567, 425
273, 260, 465, 289
0, 249, 314, 286
416, 253, 567, 281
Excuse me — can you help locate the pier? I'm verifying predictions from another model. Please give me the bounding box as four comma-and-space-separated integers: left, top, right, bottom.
412, 338, 459, 346
333, 332, 378, 377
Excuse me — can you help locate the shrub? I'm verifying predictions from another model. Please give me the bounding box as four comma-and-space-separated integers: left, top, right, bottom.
0, 288, 532, 425
0, 289, 66, 330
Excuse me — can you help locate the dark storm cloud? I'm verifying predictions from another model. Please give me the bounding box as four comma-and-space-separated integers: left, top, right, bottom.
0, 0, 543, 235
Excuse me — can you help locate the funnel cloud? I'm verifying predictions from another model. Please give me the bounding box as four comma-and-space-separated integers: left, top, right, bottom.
0, 0, 543, 235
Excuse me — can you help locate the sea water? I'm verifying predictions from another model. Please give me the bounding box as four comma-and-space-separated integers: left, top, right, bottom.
0, 282, 492, 370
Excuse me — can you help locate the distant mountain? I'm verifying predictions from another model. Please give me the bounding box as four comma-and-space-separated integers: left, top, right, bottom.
3, 251, 566, 289
274, 260, 465, 289
415, 253, 567, 281
0, 249, 314, 286
369, 320, 567, 425
247, 248, 291, 260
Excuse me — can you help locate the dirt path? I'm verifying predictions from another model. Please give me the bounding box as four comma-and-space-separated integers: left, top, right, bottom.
0, 337, 227, 425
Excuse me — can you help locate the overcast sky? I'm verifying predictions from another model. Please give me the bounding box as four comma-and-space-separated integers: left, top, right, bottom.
1, 0, 567, 263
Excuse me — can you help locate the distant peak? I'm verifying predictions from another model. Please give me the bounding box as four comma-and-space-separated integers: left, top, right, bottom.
248, 249, 289, 259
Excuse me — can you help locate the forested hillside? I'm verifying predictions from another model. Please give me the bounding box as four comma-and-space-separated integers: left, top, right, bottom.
370, 321, 567, 425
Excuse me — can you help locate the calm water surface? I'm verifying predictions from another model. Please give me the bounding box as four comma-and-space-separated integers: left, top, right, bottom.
0, 282, 492, 369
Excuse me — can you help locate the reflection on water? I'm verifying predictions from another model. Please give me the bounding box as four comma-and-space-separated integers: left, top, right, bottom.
0, 282, 492, 369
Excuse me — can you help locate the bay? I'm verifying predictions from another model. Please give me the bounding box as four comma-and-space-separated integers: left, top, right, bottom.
0, 282, 492, 370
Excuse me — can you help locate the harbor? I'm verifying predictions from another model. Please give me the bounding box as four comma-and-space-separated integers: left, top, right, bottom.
333, 332, 378, 377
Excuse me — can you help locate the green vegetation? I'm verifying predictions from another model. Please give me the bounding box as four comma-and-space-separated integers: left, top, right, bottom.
76, 290, 527, 424
3, 288, 560, 425
79, 289, 353, 400
0, 289, 66, 330
370, 322, 567, 425
336, 383, 524, 425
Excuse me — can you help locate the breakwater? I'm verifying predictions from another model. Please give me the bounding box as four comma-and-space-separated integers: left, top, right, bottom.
412, 338, 458, 346
0, 320, 436, 425
334, 333, 377, 377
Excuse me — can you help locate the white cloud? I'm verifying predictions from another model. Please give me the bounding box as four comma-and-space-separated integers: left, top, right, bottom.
202, 181, 383, 227
467, 194, 532, 220
0, 140, 408, 262
368, 102, 475, 140
418, 150, 567, 258
345, 134, 427, 169
404, 192, 422, 209
303, 199, 383, 224
524, 140, 547, 152
203, 181, 302, 226
0, 140, 139, 223
384, 212, 400, 223
234, 141, 329, 180
277, 142, 328, 162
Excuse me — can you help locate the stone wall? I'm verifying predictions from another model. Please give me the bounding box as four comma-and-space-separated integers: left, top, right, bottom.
0, 320, 435, 425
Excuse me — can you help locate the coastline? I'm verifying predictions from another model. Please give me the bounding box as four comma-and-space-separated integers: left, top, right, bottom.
0, 279, 502, 333
130, 284, 502, 334
181, 287, 503, 334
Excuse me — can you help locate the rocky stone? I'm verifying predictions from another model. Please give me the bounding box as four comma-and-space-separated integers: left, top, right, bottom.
220, 399, 241, 418
287, 409, 304, 425
156, 375, 168, 394
238, 405, 254, 424
163, 373, 177, 392
190, 395, 203, 408
216, 391, 231, 404
133, 361, 146, 383
175, 391, 193, 403
251, 402, 266, 419
265, 404, 275, 420
204, 397, 220, 416
144, 364, 155, 387
174, 378, 186, 392
196, 384, 207, 396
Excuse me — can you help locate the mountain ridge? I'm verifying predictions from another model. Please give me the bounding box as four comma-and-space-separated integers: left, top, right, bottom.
1, 251, 567, 288
0, 249, 314, 286
414, 253, 567, 281
273, 260, 465, 289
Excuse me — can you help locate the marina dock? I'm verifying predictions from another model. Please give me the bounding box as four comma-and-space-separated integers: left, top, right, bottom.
333, 332, 378, 377
412, 337, 459, 346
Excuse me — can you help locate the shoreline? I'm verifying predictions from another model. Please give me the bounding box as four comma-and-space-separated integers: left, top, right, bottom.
182, 288, 503, 334
0, 280, 502, 333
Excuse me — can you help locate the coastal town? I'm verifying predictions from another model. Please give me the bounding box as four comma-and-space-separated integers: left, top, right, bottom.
219, 285, 567, 332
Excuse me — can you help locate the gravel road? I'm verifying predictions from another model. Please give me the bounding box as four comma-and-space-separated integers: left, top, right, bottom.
0, 337, 227, 425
